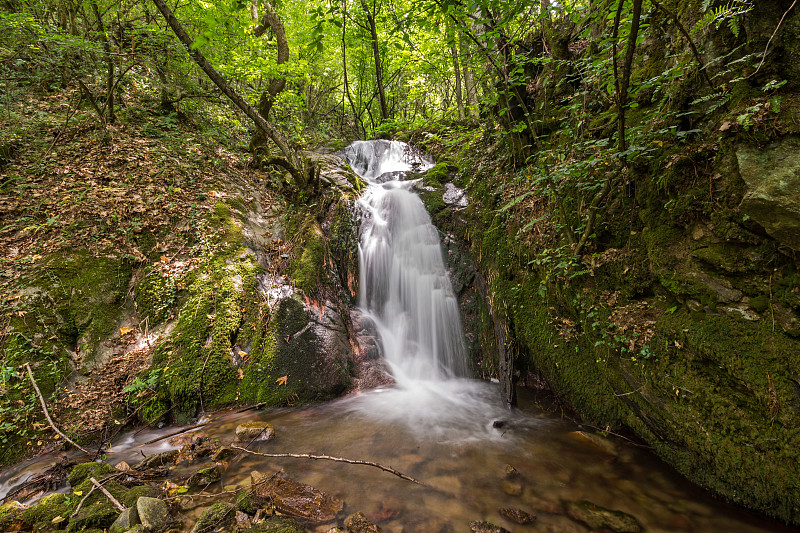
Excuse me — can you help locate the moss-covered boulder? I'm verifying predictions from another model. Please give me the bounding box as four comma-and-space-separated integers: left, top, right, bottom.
68, 462, 116, 486
190, 502, 235, 533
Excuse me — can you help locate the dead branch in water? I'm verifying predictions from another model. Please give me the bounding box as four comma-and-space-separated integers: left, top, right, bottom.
230, 445, 427, 486
24, 363, 92, 456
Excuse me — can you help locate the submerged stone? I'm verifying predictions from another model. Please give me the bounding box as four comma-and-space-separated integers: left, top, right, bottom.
469, 520, 511, 533
565, 501, 642, 533
251, 471, 342, 521
135, 449, 179, 470
498, 507, 535, 524
345, 511, 381, 532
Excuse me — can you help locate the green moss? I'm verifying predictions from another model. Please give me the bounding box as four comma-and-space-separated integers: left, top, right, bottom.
22, 493, 69, 526
135, 266, 177, 326
240, 517, 305, 533
66, 501, 118, 532
68, 462, 116, 486
291, 229, 326, 295
422, 161, 457, 187
121, 486, 161, 508
190, 502, 235, 533
0, 502, 27, 531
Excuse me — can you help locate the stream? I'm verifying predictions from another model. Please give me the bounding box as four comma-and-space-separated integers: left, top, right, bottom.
1, 140, 796, 533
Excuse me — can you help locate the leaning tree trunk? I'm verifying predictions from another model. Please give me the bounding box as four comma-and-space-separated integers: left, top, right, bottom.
150, 0, 306, 182
360, 0, 389, 121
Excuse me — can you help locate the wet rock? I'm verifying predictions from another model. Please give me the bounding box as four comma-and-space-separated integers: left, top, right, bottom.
469, 520, 511, 533
135, 449, 179, 470
115, 461, 131, 472
235, 421, 275, 442
565, 501, 643, 533
137, 496, 168, 531
737, 137, 800, 251
190, 502, 236, 533
568, 431, 618, 456
501, 479, 523, 496
110, 507, 140, 533
186, 463, 221, 488
443, 183, 468, 209
498, 507, 536, 524
240, 516, 305, 532
251, 471, 343, 522
345, 511, 382, 532
211, 446, 237, 462
503, 464, 519, 479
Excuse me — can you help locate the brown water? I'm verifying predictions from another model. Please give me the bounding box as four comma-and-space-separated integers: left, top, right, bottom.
1, 380, 796, 532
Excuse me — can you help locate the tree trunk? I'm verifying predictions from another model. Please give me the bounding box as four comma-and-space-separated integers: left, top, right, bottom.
448, 23, 464, 120
150, 0, 301, 179
360, 0, 389, 121
342, 0, 364, 137
460, 35, 479, 118
91, 1, 114, 124
253, 1, 288, 119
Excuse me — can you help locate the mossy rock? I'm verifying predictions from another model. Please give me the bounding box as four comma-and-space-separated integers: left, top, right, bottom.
66, 501, 118, 532
134, 266, 178, 326
68, 462, 116, 486
121, 486, 162, 508
239, 516, 305, 533
189, 502, 236, 533
22, 493, 70, 527
0, 501, 27, 532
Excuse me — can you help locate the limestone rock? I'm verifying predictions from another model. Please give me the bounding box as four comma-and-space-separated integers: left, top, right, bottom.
345, 511, 382, 532
565, 501, 642, 533
737, 137, 800, 251
235, 422, 275, 442
136, 497, 168, 531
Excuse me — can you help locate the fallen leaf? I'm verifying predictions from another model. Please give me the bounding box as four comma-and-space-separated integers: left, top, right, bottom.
276, 375, 288, 386
120, 327, 132, 336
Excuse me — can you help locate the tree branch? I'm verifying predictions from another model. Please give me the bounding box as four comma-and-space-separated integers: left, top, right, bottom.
230, 445, 427, 486
24, 363, 92, 456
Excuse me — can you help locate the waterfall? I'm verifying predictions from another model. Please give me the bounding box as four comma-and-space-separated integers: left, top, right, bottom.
344, 140, 469, 383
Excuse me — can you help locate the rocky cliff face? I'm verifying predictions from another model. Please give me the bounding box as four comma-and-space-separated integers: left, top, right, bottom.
411, 2, 800, 523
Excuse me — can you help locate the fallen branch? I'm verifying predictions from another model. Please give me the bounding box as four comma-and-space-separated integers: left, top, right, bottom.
24, 363, 92, 456
230, 445, 426, 486
141, 422, 207, 446
70, 485, 97, 518
90, 477, 126, 511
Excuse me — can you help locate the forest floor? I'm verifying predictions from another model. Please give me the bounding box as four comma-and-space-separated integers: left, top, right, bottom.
0, 88, 283, 452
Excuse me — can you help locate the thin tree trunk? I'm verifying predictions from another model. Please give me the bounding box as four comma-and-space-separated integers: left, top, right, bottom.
90, 1, 114, 123
461, 35, 478, 118
253, 1, 288, 119
150, 0, 301, 178
448, 23, 464, 120
360, 0, 389, 121
342, 0, 364, 137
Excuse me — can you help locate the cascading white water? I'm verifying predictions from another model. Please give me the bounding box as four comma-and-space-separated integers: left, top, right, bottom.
344, 140, 468, 383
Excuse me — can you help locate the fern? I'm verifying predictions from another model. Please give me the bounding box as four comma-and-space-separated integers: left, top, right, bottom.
694, 0, 753, 37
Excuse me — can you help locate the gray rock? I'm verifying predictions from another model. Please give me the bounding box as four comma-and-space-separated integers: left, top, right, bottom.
110, 507, 140, 533
443, 183, 468, 208
136, 496, 168, 531
737, 137, 800, 250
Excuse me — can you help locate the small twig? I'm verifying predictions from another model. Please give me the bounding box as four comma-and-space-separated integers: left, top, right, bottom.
750, 0, 797, 78
24, 363, 92, 456
230, 445, 427, 486
70, 485, 97, 518
90, 477, 126, 511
